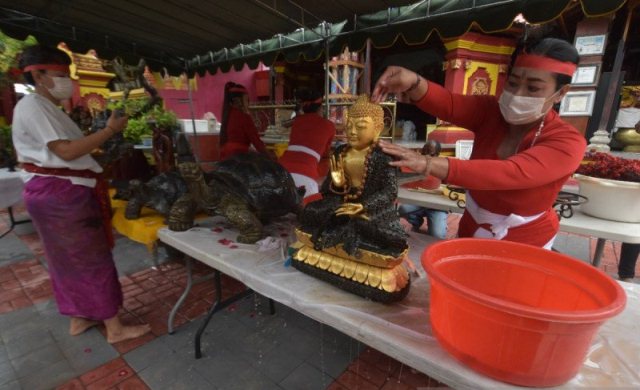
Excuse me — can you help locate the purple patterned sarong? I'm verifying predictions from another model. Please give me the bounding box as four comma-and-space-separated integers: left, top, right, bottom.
24, 176, 122, 320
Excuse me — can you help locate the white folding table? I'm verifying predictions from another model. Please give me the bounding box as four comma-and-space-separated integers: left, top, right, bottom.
0, 168, 30, 238
158, 217, 640, 389
397, 187, 640, 266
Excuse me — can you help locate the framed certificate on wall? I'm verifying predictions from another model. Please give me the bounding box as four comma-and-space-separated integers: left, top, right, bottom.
571, 63, 601, 86
559, 91, 597, 116
575, 35, 606, 56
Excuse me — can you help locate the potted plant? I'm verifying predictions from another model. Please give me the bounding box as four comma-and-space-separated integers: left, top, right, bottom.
0, 124, 17, 170
108, 100, 178, 145
574, 152, 640, 223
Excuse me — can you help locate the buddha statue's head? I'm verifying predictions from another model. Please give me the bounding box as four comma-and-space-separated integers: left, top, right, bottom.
346, 95, 384, 150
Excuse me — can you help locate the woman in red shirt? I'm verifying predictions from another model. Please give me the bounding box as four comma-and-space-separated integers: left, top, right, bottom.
373, 37, 586, 249
219, 82, 268, 160
279, 89, 336, 199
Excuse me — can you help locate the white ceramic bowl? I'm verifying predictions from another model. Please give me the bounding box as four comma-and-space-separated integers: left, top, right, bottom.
574, 174, 640, 223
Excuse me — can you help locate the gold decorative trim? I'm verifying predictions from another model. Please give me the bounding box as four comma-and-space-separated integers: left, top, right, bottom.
294, 229, 405, 268
292, 244, 409, 293
444, 40, 515, 55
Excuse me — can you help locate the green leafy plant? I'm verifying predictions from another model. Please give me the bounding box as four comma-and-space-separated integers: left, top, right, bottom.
0, 31, 38, 88
107, 98, 178, 144
0, 124, 16, 168
123, 117, 151, 144
146, 105, 178, 130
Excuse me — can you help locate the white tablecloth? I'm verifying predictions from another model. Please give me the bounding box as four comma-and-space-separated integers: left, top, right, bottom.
158, 216, 640, 389
0, 168, 24, 209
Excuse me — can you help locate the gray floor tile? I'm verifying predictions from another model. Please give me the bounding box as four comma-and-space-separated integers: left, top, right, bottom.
17, 358, 75, 390
124, 337, 174, 372
153, 370, 214, 390
272, 324, 322, 361
60, 333, 119, 374
279, 307, 323, 335
4, 329, 56, 360
251, 343, 306, 383
279, 362, 332, 390
159, 319, 201, 352
190, 345, 253, 388
0, 344, 8, 364
136, 349, 209, 390
0, 380, 21, 390
219, 365, 282, 390
53, 327, 106, 351
0, 233, 33, 266
305, 339, 360, 379
222, 322, 281, 362
10, 342, 65, 378
0, 361, 17, 386
0, 307, 38, 336
0, 320, 43, 343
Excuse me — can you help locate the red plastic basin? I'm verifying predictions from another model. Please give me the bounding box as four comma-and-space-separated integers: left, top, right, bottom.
421, 239, 627, 387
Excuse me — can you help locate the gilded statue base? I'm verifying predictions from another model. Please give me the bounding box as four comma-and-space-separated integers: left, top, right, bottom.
290, 234, 411, 303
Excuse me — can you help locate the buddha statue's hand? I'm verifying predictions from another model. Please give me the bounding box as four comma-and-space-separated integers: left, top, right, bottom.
330, 154, 347, 189
335, 203, 369, 220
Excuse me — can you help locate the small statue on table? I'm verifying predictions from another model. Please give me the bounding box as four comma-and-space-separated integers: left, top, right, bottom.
292, 95, 410, 302
150, 120, 175, 174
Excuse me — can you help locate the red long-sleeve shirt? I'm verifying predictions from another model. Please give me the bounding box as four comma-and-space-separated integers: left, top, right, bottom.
220, 107, 267, 159
415, 81, 587, 246
279, 113, 336, 179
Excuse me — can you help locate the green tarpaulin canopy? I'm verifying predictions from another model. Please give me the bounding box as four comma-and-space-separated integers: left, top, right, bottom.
0, 0, 628, 74
188, 0, 628, 75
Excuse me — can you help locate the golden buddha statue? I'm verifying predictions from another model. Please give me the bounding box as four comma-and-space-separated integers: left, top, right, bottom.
292, 96, 410, 302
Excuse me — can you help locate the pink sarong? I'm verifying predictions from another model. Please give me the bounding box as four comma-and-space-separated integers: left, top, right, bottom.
23, 176, 122, 320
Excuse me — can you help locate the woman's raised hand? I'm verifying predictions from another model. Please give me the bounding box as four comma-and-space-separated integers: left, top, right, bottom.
106, 109, 128, 135
371, 66, 423, 103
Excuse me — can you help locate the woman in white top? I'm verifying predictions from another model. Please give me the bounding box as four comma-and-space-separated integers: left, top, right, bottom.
13, 45, 150, 343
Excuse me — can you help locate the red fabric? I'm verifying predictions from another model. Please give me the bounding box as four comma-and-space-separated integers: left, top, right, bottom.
514, 54, 577, 77
400, 175, 441, 190
221, 107, 267, 159
24, 64, 70, 73
415, 81, 586, 246
21, 163, 114, 248
278, 113, 336, 179
303, 192, 323, 205
220, 141, 249, 160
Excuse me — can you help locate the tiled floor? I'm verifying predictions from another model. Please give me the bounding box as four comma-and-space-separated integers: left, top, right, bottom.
0, 205, 636, 390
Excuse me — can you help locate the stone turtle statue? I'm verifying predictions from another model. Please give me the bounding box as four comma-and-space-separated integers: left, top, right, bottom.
121, 170, 189, 220
168, 153, 304, 243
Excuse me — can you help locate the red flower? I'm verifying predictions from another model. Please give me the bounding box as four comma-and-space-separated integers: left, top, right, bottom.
576, 152, 640, 182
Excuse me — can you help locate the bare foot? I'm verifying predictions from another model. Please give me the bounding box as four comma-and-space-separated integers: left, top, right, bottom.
69, 317, 100, 336
106, 324, 151, 344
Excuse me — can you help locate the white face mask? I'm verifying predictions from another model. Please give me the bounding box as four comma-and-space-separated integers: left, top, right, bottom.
46, 76, 74, 100
498, 90, 557, 125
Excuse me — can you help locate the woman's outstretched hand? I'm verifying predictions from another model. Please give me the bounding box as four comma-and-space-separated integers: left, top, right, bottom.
371, 66, 426, 103
378, 140, 427, 174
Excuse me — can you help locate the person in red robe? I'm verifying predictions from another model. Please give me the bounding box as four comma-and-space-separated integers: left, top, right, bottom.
219, 82, 268, 160
373, 37, 586, 249
278, 89, 336, 201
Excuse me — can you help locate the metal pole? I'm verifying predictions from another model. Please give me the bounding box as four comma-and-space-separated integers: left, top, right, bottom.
363, 38, 372, 95
185, 65, 201, 163
596, 6, 634, 133
323, 33, 331, 118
